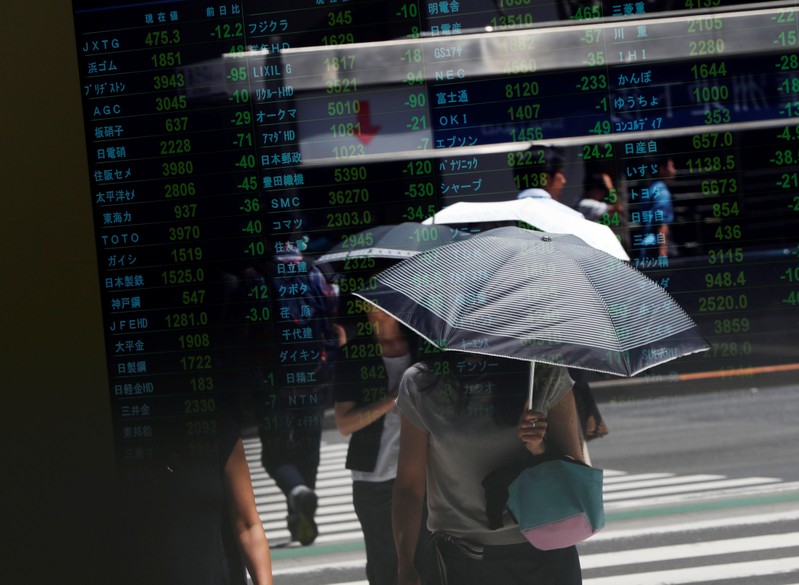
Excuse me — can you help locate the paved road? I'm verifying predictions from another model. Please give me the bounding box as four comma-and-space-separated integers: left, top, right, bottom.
245, 384, 799, 584
587, 383, 799, 481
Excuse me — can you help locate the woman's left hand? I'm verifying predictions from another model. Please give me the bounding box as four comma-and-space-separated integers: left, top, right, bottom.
518, 410, 548, 455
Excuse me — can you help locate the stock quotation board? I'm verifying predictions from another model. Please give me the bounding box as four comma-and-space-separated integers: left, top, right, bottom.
72, 0, 799, 465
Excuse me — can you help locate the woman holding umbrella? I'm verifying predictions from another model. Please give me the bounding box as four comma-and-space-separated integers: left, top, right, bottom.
355, 226, 707, 585
392, 355, 584, 585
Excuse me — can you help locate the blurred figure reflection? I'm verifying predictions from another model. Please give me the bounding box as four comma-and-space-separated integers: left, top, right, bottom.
255, 244, 339, 546
115, 402, 273, 585
334, 292, 439, 585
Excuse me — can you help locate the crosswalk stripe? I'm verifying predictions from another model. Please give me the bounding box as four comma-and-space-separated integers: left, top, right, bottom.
588, 509, 799, 541
584, 557, 799, 585
273, 560, 366, 576
603, 476, 782, 501
604, 470, 666, 478
251, 477, 353, 496
604, 481, 799, 511
318, 462, 350, 473
257, 500, 356, 517
604, 472, 675, 484
581, 532, 799, 569
603, 473, 724, 491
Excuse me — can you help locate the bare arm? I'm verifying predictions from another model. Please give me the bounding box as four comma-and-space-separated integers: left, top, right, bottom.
224, 438, 273, 585
334, 396, 397, 436
335, 310, 410, 436
545, 389, 585, 463
393, 414, 429, 585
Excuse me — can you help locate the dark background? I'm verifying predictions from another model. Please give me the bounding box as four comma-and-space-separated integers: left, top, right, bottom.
2, 2, 115, 582
3, 2, 798, 582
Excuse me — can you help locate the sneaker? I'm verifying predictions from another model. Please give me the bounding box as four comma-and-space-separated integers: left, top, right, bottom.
287, 487, 318, 545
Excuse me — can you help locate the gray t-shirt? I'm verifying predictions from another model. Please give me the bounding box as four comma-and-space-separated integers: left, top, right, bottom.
397, 362, 573, 545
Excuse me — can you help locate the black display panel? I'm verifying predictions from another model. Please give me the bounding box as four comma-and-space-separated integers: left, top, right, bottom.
72, 0, 799, 466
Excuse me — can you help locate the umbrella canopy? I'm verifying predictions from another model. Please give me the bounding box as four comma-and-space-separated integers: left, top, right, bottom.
422, 198, 630, 261
315, 222, 471, 270
353, 226, 707, 380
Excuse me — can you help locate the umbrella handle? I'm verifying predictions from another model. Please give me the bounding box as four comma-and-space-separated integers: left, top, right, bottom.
528, 361, 536, 411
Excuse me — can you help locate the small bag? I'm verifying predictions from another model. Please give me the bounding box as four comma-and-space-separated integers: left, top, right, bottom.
506, 458, 604, 550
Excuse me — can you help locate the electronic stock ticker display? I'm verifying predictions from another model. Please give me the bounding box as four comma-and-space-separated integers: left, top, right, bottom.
72, 0, 799, 466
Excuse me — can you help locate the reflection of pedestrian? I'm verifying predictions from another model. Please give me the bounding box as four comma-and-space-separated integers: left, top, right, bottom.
636, 157, 676, 259
116, 415, 273, 585
393, 355, 583, 585
257, 245, 339, 546
514, 146, 567, 201
334, 297, 438, 585
576, 172, 619, 223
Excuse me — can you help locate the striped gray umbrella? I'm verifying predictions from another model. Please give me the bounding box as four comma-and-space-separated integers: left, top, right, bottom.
353, 226, 708, 383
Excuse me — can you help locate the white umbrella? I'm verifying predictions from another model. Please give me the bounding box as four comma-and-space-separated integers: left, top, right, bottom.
423, 198, 629, 261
